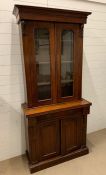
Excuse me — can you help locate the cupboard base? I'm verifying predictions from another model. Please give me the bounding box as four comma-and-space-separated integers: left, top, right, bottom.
27, 147, 89, 173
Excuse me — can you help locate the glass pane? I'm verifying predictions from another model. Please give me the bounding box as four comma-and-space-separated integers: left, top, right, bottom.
61, 30, 73, 97
35, 29, 51, 100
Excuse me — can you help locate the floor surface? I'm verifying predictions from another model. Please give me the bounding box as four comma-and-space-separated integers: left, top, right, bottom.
0, 128, 106, 175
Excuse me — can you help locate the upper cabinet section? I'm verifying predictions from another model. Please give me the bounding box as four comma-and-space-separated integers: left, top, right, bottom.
13, 5, 91, 108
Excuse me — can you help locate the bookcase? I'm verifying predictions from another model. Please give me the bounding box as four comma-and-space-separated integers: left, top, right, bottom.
13, 5, 92, 173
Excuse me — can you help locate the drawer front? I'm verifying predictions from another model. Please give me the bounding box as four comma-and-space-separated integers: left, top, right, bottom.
61, 110, 83, 154
35, 108, 83, 121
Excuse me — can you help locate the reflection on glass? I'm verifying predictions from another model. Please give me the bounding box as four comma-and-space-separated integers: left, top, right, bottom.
61, 30, 73, 97
35, 29, 51, 100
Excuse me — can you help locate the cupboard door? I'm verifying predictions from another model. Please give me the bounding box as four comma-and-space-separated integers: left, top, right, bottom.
61, 112, 83, 154
22, 21, 56, 107
55, 23, 82, 102
37, 120, 60, 161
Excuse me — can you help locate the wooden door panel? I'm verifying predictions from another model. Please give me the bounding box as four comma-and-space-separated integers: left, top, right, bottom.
61, 113, 83, 154
37, 120, 60, 161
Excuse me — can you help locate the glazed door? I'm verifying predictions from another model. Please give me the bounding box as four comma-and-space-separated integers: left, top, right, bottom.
22, 22, 82, 107
22, 21, 56, 107
55, 23, 82, 102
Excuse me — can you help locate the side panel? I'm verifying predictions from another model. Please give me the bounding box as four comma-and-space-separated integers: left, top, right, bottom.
27, 118, 38, 164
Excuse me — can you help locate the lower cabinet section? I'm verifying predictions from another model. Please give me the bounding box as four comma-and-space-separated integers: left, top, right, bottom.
25, 107, 90, 173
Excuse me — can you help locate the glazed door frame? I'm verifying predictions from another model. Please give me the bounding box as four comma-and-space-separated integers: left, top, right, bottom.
22, 21, 56, 107
22, 21, 83, 107
55, 23, 83, 103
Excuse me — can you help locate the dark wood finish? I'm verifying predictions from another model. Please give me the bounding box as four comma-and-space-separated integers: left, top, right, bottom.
27, 118, 38, 163
13, 5, 92, 173
25, 105, 90, 173
13, 5, 91, 107
56, 23, 83, 102
61, 110, 83, 154
22, 99, 91, 117
21, 21, 56, 107
24, 102, 91, 173
13, 5, 91, 24
26, 118, 60, 164
29, 147, 89, 173
21, 22, 37, 107
21, 21, 85, 107
37, 120, 60, 161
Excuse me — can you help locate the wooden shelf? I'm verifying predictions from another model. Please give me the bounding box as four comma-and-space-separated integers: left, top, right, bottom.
38, 80, 73, 86
61, 80, 73, 83
36, 61, 72, 65
62, 61, 73, 63
37, 62, 50, 64
38, 82, 50, 86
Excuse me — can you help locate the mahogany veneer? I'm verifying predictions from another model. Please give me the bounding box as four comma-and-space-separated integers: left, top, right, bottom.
13, 5, 92, 173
